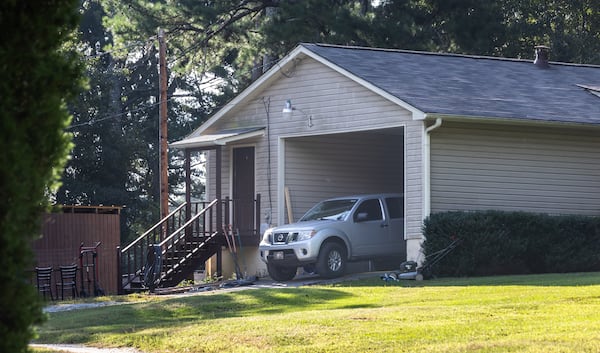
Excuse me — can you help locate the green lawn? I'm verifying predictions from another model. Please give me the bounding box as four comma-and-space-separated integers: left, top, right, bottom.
34, 272, 600, 352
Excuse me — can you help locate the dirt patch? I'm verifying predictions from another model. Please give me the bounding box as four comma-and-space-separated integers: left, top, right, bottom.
43, 301, 128, 313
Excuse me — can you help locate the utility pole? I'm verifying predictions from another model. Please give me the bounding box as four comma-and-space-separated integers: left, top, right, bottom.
158, 28, 169, 231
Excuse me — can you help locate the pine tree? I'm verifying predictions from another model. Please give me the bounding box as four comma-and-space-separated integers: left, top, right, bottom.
58, 1, 216, 242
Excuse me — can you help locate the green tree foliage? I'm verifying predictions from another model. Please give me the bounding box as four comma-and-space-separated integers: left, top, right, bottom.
56, 0, 158, 240
422, 0, 600, 63
56, 1, 213, 242
100, 0, 600, 97
366, 0, 432, 50
102, 0, 275, 89
101, 0, 378, 89
259, 1, 373, 57
0, 1, 82, 352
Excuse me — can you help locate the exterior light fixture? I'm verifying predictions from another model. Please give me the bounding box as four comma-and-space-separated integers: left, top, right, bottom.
282, 99, 314, 128
282, 99, 293, 113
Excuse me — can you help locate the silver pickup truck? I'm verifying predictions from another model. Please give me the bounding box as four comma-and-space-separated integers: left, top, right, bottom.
259, 193, 405, 281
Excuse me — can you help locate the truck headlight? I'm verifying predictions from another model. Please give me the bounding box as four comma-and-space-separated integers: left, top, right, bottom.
297, 230, 316, 241
262, 228, 273, 243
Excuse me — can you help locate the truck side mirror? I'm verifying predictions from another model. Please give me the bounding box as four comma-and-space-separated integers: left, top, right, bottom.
354, 212, 368, 222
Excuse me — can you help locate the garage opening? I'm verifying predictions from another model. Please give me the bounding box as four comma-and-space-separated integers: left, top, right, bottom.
283, 127, 405, 223
281, 126, 406, 270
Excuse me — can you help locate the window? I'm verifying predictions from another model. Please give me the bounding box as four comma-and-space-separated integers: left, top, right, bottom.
300, 199, 357, 221
385, 197, 404, 219
354, 199, 383, 222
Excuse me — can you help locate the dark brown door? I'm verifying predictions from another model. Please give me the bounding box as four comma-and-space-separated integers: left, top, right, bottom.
232, 147, 255, 236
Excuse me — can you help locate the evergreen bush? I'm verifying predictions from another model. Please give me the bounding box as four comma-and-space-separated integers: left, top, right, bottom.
0, 1, 81, 352
422, 211, 600, 277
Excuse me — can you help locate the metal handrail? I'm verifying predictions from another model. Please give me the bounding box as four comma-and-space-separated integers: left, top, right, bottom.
121, 202, 188, 253
158, 199, 218, 247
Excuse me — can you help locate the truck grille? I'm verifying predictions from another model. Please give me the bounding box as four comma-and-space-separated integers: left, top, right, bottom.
272, 232, 297, 244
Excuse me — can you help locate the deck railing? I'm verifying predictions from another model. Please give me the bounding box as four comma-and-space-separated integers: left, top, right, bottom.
117, 201, 211, 293
156, 199, 219, 285
117, 195, 261, 294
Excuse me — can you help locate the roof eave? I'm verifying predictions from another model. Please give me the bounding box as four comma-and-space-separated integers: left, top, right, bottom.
170, 127, 265, 150
423, 113, 600, 128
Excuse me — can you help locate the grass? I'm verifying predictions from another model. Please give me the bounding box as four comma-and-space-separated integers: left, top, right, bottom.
34, 272, 600, 352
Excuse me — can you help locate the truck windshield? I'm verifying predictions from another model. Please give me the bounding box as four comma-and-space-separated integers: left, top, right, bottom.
300, 199, 358, 221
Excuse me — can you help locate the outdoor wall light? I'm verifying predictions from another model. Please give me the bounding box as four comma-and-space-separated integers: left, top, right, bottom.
282, 99, 314, 128
282, 99, 294, 113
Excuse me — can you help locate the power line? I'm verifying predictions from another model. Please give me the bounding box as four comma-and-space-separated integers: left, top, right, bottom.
68, 36, 286, 131
82, 39, 153, 60
66, 98, 166, 130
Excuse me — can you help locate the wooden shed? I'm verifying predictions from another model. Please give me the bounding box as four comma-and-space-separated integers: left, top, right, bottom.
32, 206, 121, 296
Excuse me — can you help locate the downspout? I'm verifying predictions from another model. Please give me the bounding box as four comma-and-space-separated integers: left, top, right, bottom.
423, 117, 443, 218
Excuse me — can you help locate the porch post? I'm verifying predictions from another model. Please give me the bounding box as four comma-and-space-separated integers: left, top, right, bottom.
116, 246, 122, 295
255, 193, 261, 236
215, 146, 223, 277
216, 146, 222, 225
185, 148, 191, 221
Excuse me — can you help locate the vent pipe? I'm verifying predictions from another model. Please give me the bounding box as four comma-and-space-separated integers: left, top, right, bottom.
534, 45, 550, 68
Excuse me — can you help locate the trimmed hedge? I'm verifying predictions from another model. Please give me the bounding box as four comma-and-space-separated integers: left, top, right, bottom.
0, 1, 81, 352
422, 211, 600, 277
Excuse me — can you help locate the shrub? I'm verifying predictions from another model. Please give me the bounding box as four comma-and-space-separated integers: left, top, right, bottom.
422, 211, 600, 277
0, 1, 81, 352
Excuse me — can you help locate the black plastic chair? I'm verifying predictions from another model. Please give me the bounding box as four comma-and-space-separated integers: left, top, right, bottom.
35, 266, 54, 300
56, 264, 78, 300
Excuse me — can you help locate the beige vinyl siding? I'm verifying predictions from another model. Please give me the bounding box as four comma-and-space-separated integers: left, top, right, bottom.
430, 121, 600, 215
405, 122, 424, 240
205, 56, 424, 241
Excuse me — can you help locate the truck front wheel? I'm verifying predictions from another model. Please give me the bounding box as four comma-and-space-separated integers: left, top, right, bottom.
267, 263, 297, 282
316, 242, 347, 279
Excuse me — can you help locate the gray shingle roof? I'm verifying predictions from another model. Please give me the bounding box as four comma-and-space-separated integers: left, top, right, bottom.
302, 43, 600, 125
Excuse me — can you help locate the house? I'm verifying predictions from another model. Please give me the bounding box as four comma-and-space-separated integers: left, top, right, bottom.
168, 43, 600, 279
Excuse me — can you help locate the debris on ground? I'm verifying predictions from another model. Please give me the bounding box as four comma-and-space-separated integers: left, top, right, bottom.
151, 276, 258, 295
30, 343, 144, 353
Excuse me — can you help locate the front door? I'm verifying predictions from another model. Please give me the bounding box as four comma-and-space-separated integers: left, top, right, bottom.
232, 147, 255, 236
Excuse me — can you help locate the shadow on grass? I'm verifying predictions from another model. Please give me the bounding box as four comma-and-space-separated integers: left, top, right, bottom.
36, 272, 600, 344
36, 287, 374, 344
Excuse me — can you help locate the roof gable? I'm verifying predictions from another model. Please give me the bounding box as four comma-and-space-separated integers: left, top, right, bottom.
302, 43, 600, 125
188, 44, 426, 137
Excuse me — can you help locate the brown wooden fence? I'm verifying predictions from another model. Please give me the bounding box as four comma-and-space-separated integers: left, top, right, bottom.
32, 206, 121, 296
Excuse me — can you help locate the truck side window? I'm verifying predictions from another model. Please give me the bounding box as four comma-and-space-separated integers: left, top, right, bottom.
353, 199, 383, 222
385, 197, 404, 219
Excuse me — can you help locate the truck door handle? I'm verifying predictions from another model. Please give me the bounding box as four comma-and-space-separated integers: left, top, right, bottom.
381, 222, 388, 228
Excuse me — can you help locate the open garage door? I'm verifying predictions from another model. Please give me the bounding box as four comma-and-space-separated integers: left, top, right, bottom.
281, 127, 406, 266
282, 127, 405, 223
